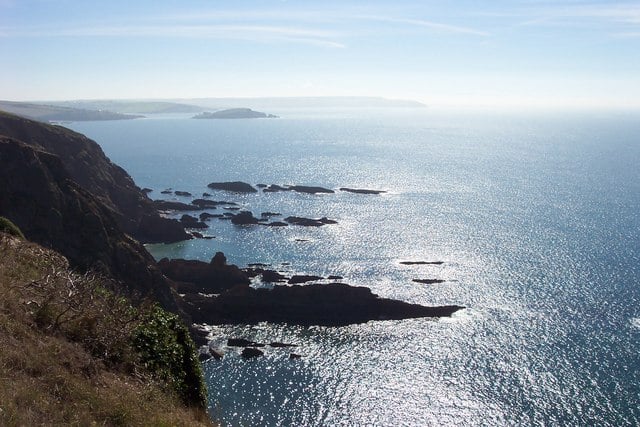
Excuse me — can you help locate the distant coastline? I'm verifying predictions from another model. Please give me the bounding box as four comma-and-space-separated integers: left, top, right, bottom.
193, 108, 278, 119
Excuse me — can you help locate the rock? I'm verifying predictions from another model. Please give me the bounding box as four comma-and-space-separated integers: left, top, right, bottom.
224, 207, 241, 211
284, 216, 337, 227
261, 212, 281, 218
211, 252, 227, 268
175, 191, 192, 197
288, 275, 323, 284
263, 184, 290, 193
158, 254, 250, 293
199, 353, 211, 362
400, 261, 445, 265
191, 231, 204, 238
180, 214, 208, 229
207, 181, 257, 193
142, 187, 153, 194
412, 279, 446, 284
327, 275, 343, 280
270, 342, 298, 348
227, 338, 259, 347
261, 270, 287, 283
231, 211, 260, 225
202, 192, 212, 197
209, 348, 224, 360
137, 213, 191, 243
289, 185, 334, 194
339, 187, 386, 195
153, 200, 203, 211
181, 282, 465, 326
161, 190, 173, 194
191, 199, 219, 208
266, 221, 288, 227
199, 212, 220, 221
289, 353, 302, 360
241, 347, 264, 358
256, 184, 267, 188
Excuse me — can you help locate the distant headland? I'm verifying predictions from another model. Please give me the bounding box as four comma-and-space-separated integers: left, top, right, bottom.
193, 108, 278, 119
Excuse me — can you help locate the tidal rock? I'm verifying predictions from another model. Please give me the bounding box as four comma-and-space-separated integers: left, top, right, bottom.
289, 185, 334, 194
227, 338, 260, 347
207, 181, 257, 193
137, 213, 191, 243
191, 199, 220, 208
262, 270, 287, 283
288, 275, 323, 284
241, 347, 264, 358
191, 231, 204, 238
199, 353, 211, 362
400, 261, 445, 265
158, 253, 250, 293
261, 212, 281, 218
175, 191, 192, 197
266, 221, 288, 227
339, 187, 386, 195
263, 184, 290, 193
270, 342, 298, 348
284, 216, 337, 227
289, 353, 302, 360
412, 279, 446, 284
256, 184, 267, 188
142, 187, 153, 194
202, 192, 212, 197
231, 211, 260, 225
153, 200, 203, 211
327, 275, 343, 280
182, 282, 465, 326
224, 206, 241, 211
209, 348, 224, 360
161, 190, 173, 194
180, 214, 208, 229
199, 212, 220, 221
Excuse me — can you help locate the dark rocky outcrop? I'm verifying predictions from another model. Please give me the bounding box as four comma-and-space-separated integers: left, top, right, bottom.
181, 282, 464, 326
241, 348, 264, 358
207, 181, 257, 193
180, 214, 208, 229
0, 136, 179, 312
174, 191, 192, 197
340, 187, 386, 195
231, 211, 260, 225
153, 200, 203, 211
288, 275, 323, 284
284, 216, 337, 227
289, 353, 302, 360
412, 279, 446, 284
137, 214, 193, 243
192, 198, 236, 208
0, 112, 189, 244
270, 342, 298, 348
158, 253, 250, 294
400, 261, 445, 265
227, 338, 264, 347
289, 185, 334, 194
266, 221, 288, 227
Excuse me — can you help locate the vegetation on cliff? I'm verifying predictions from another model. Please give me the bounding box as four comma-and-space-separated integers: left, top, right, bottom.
0, 232, 211, 425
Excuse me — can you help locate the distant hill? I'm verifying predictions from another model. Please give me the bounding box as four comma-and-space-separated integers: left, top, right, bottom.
0, 100, 143, 121
193, 108, 278, 119
178, 96, 426, 110
48, 100, 204, 114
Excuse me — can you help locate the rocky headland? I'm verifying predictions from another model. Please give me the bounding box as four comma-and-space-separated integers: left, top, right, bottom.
193, 108, 278, 119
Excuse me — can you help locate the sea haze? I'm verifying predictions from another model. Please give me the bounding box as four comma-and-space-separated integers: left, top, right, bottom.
68, 108, 640, 426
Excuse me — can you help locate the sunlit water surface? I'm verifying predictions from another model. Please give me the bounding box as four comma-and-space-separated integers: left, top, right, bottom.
69, 108, 640, 426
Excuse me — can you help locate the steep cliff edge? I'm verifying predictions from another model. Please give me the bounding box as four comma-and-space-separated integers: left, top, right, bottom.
0, 111, 188, 243
0, 136, 178, 312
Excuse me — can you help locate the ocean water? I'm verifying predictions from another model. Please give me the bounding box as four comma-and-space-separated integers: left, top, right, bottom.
68, 108, 640, 426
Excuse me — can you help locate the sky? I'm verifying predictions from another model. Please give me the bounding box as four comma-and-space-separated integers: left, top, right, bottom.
1, 0, 640, 108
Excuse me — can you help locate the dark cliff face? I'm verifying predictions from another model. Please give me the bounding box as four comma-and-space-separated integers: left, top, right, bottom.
0, 111, 188, 243
0, 136, 178, 312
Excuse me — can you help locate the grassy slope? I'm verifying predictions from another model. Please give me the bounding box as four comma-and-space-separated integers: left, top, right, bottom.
0, 233, 213, 426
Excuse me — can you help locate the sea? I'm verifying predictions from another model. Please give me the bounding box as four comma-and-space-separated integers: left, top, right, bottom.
67, 107, 640, 426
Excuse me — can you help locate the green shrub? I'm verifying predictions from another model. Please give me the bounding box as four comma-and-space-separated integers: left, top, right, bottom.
132, 305, 208, 408
0, 216, 25, 239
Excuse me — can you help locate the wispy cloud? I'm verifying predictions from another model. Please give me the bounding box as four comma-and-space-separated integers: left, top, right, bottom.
357, 15, 489, 36
0, 23, 346, 48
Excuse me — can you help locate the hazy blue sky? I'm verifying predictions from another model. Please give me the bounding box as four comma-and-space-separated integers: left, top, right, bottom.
1, 0, 640, 108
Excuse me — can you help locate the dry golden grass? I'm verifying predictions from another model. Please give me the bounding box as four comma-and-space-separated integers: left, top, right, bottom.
0, 233, 213, 426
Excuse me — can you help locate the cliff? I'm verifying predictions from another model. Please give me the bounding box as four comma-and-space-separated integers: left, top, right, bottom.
0, 136, 179, 312
0, 111, 188, 243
